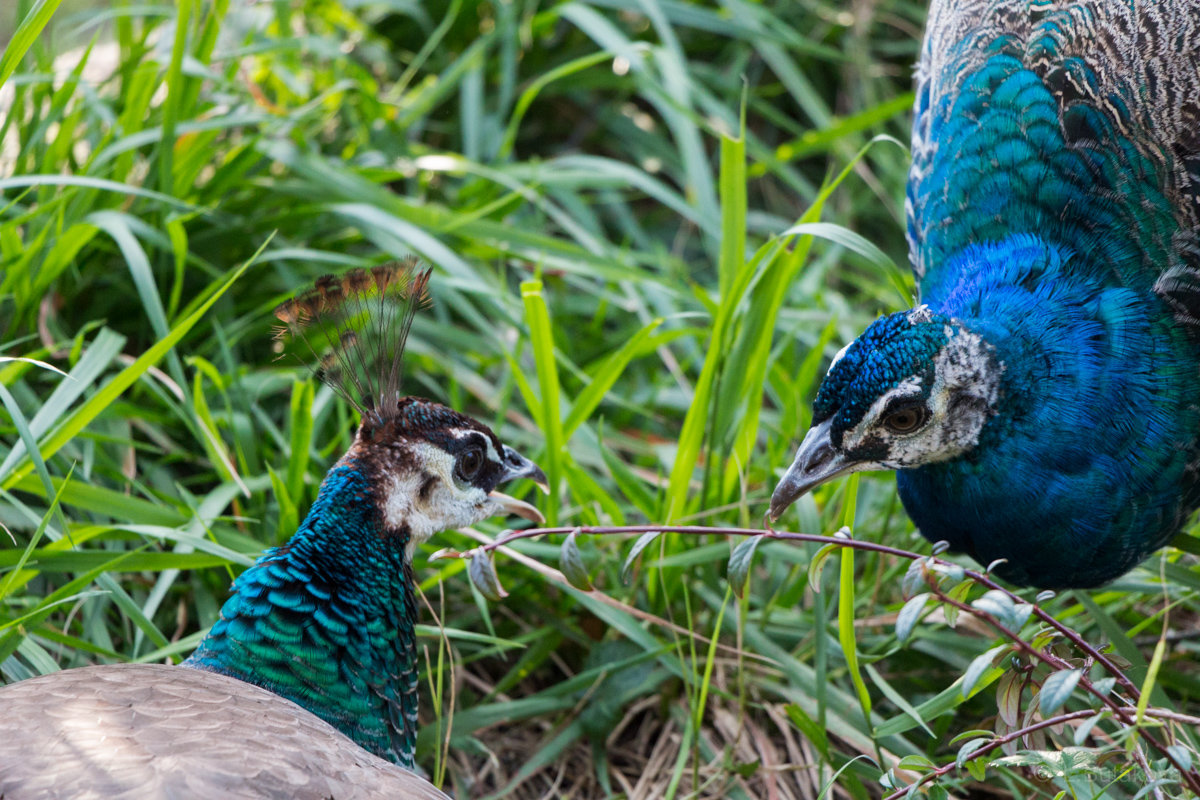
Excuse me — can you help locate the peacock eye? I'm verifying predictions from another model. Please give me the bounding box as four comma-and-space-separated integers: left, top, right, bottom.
882, 404, 929, 435
456, 445, 485, 482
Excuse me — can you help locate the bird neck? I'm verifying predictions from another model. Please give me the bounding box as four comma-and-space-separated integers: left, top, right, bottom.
901, 235, 1200, 587
183, 457, 423, 768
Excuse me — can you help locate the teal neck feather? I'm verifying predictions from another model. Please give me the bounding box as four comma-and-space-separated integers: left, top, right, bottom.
913, 52, 1179, 295
183, 459, 420, 768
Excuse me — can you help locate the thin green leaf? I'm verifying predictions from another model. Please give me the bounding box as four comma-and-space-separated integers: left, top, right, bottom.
0, 0, 66, 90
621, 530, 661, 585
559, 529, 593, 591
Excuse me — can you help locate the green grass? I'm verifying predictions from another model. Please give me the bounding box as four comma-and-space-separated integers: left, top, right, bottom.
2, 1, 1198, 798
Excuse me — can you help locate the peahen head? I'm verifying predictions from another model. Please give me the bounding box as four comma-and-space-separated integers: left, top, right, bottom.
353, 395, 547, 544
769, 306, 1001, 522
273, 261, 548, 541
185, 260, 547, 769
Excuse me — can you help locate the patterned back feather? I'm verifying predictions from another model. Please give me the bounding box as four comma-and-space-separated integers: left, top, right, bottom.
772, 1, 1200, 588
909, 1, 1200, 305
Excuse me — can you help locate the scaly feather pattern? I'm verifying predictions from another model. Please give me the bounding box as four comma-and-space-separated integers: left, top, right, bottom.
771, 2, 1200, 588
183, 461, 422, 766
0, 260, 547, 798
0, 665, 450, 800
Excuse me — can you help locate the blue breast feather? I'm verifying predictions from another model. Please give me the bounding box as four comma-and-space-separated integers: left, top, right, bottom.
899, 237, 1200, 586
896, 5, 1200, 587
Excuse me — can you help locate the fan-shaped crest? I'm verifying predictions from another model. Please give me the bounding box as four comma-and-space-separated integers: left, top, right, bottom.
274, 258, 433, 422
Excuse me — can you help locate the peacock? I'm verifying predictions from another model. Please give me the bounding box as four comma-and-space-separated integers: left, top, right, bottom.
768, 1, 1200, 589
0, 261, 548, 798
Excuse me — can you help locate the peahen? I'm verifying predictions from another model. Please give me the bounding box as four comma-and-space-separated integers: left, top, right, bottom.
0, 262, 548, 798
768, 1, 1200, 589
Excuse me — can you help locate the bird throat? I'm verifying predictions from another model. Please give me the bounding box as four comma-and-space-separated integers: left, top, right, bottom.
183, 459, 422, 768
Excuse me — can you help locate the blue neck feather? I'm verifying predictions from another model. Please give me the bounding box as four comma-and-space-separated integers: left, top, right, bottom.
899, 235, 1200, 587
183, 459, 421, 767
898, 45, 1200, 587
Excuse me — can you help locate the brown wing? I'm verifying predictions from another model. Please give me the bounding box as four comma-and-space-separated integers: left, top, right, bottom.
0, 663, 450, 800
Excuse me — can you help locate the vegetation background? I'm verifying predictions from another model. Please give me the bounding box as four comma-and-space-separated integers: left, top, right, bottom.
1, 0, 1196, 797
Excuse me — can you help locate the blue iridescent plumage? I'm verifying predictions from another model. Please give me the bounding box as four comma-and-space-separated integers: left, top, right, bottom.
771, 1, 1200, 588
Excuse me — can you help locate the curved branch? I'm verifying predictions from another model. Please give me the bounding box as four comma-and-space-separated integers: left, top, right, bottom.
452, 523, 1200, 794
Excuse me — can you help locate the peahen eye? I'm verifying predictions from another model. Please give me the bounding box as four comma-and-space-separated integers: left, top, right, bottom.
882, 404, 928, 434
456, 445, 485, 482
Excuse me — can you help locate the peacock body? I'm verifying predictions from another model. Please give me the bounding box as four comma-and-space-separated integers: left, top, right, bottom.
0, 263, 547, 798
770, 1, 1200, 588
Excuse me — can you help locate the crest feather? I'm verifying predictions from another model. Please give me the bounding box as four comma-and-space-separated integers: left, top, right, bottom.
274, 258, 433, 422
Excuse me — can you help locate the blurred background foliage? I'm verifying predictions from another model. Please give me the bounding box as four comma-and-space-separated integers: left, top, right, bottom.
1, 0, 1196, 797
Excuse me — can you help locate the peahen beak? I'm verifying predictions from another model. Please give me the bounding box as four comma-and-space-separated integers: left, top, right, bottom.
769, 419, 858, 522
488, 445, 549, 523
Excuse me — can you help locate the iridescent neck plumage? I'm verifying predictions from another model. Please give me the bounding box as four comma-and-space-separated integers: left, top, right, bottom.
183, 459, 421, 768
896, 36, 1200, 585
900, 236, 1200, 587
911, 49, 1180, 300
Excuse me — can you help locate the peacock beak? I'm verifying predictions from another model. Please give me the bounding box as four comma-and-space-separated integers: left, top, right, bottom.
769, 418, 857, 522
488, 491, 545, 523
498, 445, 549, 492
488, 445, 549, 523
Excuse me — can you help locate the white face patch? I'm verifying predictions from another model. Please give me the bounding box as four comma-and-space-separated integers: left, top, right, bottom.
840, 326, 999, 468
380, 441, 500, 559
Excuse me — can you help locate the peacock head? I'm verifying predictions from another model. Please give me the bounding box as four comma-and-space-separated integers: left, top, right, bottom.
275, 259, 547, 544
768, 306, 1001, 521
354, 396, 547, 544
